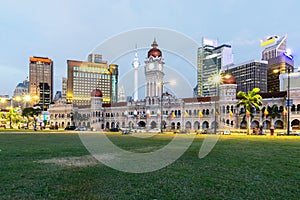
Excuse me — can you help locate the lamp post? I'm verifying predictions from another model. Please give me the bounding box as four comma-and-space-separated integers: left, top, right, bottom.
208, 72, 223, 134
287, 66, 291, 135
159, 81, 175, 133
160, 83, 164, 133
283, 50, 293, 135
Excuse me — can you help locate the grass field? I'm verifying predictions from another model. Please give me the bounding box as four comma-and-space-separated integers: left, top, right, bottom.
0, 132, 299, 199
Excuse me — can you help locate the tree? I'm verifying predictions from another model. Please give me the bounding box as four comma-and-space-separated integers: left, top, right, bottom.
237, 88, 263, 135
262, 105, 281, 130
6, 108, 19, 128
22, 107, 42, 127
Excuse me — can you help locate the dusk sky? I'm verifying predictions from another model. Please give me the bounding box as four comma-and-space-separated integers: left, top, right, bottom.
1, 0, 300, 97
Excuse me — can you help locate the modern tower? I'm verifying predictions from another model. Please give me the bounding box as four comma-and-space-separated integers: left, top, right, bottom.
67, 54, 118, 107
144, 39, 165, 99
261, 34, 294, 92
228, 60, 268, 93
197, 38, 234, 97
132, 48, 140, 101
29, 56, 53, 110
61, 77, 67, 103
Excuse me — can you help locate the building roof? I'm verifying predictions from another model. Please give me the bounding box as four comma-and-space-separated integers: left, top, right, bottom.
183, 97, 213, 103
16, 83, 27, 88
259, 91, 287, 99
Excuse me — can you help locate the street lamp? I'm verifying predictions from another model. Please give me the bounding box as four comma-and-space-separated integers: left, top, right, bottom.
287, 66, 291, 135
208, 72, 223, 134
159, 81, 176, 133
283, 50, 293, 135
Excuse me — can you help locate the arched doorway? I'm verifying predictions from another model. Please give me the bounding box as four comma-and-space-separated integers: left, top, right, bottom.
111, 122, 115, 128
291, 119, 300, 130
105, 122, 110, 129
263, 120, 270, 129
171, 122, 175, 130
194, 121, 200, 130
240, 121, 247, 129
138, 121, 146, 128
176, 122, 181, 130
251, 120, 259, 128
150, 121, 157, 129
202, 121, 209, 129
211, 121, 218, 129
274, 120, 283, 129
185, 121, 191, 129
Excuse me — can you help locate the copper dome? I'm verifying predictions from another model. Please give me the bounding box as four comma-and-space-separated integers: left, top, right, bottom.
147, 39, 162, 58
91, 89, 103, 97
222, 73, 236, 84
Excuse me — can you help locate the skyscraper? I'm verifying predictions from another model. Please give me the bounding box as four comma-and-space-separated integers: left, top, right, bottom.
228, 60, 268, 93
66, 54, 118, 107
261, 34, 294, 92
197, 38, 233, 97
29, 56, 53, 110
62, 77, 67, 103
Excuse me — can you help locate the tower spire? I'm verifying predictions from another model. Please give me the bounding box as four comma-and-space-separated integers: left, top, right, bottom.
133, 45, 139, 101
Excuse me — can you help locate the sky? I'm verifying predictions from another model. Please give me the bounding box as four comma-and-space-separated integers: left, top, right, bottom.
1, 0, 300, 98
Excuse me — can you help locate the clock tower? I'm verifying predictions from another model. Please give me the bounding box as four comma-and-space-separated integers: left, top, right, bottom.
144, 39, 165, 98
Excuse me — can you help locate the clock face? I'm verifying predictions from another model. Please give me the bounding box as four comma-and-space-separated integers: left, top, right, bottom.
149, 63, 154, 70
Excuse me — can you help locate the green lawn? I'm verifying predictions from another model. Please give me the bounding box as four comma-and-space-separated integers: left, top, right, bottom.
0, 133, 299, 199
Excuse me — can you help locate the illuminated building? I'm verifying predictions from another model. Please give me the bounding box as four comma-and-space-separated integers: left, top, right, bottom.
29, 56, 53, 110
197, 38, 234, 97
267, 55, 294, 92
49, 40, 300, 132
261, 34, 294, 92
66, 54, 118, 107
61, 77, 67, 103
228, 60, 268, 93
261, 35, 286, 61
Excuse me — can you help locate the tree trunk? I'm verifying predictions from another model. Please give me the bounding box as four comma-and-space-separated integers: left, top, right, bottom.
247, 116, 251, 135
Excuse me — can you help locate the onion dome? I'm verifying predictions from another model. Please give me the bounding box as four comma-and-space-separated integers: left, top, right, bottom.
222, 73, 236, 84
147, 38, 162, 58
91, 89, 102, 97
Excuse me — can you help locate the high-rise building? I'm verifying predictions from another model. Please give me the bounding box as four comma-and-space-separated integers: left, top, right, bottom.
228, 60, 268, 93
53, 91, 62, 102
197, 38, 234, 97
267, 55, 294, 92
261, 34, 294, 92
13, 79, 29, 98
66, 54, 118, 107
62, 77, 67, 103
261, 35, 287, 61
29, 56, 53, 110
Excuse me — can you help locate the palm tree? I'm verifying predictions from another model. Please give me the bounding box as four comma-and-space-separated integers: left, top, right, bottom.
237, 88, 263, 135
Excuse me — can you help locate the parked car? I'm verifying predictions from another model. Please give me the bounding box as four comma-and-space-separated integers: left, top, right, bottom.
121, 129, 132, 135
223, 130, 231, 135
149, 128, 160, 133
64, 125, 76, 130
76, 127, 87, 131
110, 128, 120, 132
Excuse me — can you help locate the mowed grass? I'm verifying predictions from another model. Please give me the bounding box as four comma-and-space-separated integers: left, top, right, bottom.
0, 133, 300, 199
